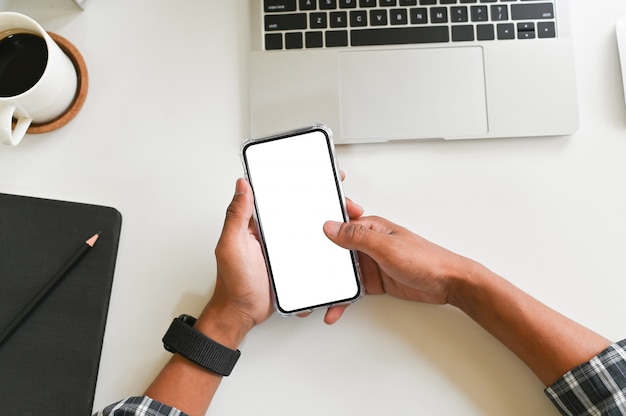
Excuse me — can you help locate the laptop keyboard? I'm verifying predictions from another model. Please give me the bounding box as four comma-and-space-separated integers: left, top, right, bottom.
262, 0, 558, 50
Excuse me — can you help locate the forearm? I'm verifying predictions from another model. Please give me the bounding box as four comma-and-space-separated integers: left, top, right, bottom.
143, 302, 252, 416
449, 262, 611, 386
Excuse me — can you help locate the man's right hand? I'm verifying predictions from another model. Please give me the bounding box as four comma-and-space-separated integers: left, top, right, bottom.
324, 215, 612, 386
323, 216, 478, 307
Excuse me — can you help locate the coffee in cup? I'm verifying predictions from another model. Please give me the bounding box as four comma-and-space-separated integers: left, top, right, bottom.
0, 31, 48, 98
0, 12, 78, 146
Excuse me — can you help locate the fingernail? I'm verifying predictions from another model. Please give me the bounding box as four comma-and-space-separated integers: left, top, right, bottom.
324, 221, 342, 237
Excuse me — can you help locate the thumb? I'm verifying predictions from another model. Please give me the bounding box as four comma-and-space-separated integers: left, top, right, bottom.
223, 178, 254, 233
323, 220, 380, 253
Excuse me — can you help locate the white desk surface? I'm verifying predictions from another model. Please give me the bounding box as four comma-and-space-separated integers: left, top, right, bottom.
1, 1, 626, 414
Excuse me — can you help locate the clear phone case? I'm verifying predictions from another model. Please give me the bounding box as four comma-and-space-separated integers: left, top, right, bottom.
241, 124, 363, 316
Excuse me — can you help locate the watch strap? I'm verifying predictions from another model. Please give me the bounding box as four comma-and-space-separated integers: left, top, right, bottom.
162, 314, 241, 377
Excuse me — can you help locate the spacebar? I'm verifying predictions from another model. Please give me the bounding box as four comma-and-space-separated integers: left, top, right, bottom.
351, 27, 450, 46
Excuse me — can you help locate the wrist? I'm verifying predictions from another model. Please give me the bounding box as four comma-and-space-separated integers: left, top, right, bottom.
194, 301, 255, 350
446, 258, 492, 311
162, 314, 241, 377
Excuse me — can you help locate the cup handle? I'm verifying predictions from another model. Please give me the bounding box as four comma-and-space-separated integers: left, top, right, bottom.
0, 104, 32, 146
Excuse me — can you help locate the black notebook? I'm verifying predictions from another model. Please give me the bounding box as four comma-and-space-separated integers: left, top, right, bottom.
0, 193, 122, 415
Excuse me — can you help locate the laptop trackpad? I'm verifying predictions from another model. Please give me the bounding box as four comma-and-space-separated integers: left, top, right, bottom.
339, 47, 488, 141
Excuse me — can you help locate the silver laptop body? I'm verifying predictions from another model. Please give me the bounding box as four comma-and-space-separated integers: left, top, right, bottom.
248, 0, 578, 144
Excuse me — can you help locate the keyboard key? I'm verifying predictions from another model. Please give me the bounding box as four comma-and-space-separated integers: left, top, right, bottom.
452, 25, 474, 41
306, 31, 324, 47
320, 0, 337, 9
380, 0, 397, 6
390, 9, 408, 25
517, 22, 534, 32
399, 0, 418, 5
511, 3, 554, 20
310, 13, 328, 28
497, 23, 515, 40
470, 6, 488, 22
340, 0, 358, 8
350, 10, 368, 26
359, 0, 376, 7
518, 31, 535, 39
370, 10, 388, 26
538, 21, 556, 38
410, 8, 428, 24
351, 26, 449, 46
299, 0, 317, 10
451, 7, 468, 23
265, 0, 297, 12
330, 11, 348, 27
265, 33, 283, 50
476, 23, 495, 40
326, 30, 349, 46
285, 32, 303, 48
265, 13, 307, 31
431, 7, 448, 24
490, 5, 508, 21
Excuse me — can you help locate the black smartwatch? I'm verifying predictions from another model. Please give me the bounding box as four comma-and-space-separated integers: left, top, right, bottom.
162, 314, 241, 377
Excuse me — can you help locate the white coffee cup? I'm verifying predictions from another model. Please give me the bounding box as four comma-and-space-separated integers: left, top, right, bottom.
0, 12, 78, 146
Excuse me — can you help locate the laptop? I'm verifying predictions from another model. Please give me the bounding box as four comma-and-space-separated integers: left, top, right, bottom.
248, 0, 579, 144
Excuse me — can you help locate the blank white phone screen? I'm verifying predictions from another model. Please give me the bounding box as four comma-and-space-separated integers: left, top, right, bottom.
244, 130, 360, 314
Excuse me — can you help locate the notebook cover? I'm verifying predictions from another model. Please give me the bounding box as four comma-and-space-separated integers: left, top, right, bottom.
0, 193, 122, 415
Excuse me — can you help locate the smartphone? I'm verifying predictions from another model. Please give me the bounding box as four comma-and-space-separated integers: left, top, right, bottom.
241, 125, 362, 315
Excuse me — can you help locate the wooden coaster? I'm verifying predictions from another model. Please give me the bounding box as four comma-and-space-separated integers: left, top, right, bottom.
25, 32, 89, 134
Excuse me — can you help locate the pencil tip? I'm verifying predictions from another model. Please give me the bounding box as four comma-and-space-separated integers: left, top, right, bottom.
86, 232, 100, 247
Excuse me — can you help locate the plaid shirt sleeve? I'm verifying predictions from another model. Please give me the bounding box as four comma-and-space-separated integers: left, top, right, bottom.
545, 339, 626, 415
92, 396, 188, 416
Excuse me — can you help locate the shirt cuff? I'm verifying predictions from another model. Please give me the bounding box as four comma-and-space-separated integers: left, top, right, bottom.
544, 339, 626, 415
93, 395, 188, 416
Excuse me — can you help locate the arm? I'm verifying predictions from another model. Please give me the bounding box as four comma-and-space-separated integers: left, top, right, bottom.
95, 177, 361, 416
451, 262, 611, 386
140, 178, 361, 415
143, 178, 272, 415
323, 216, 612, 386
